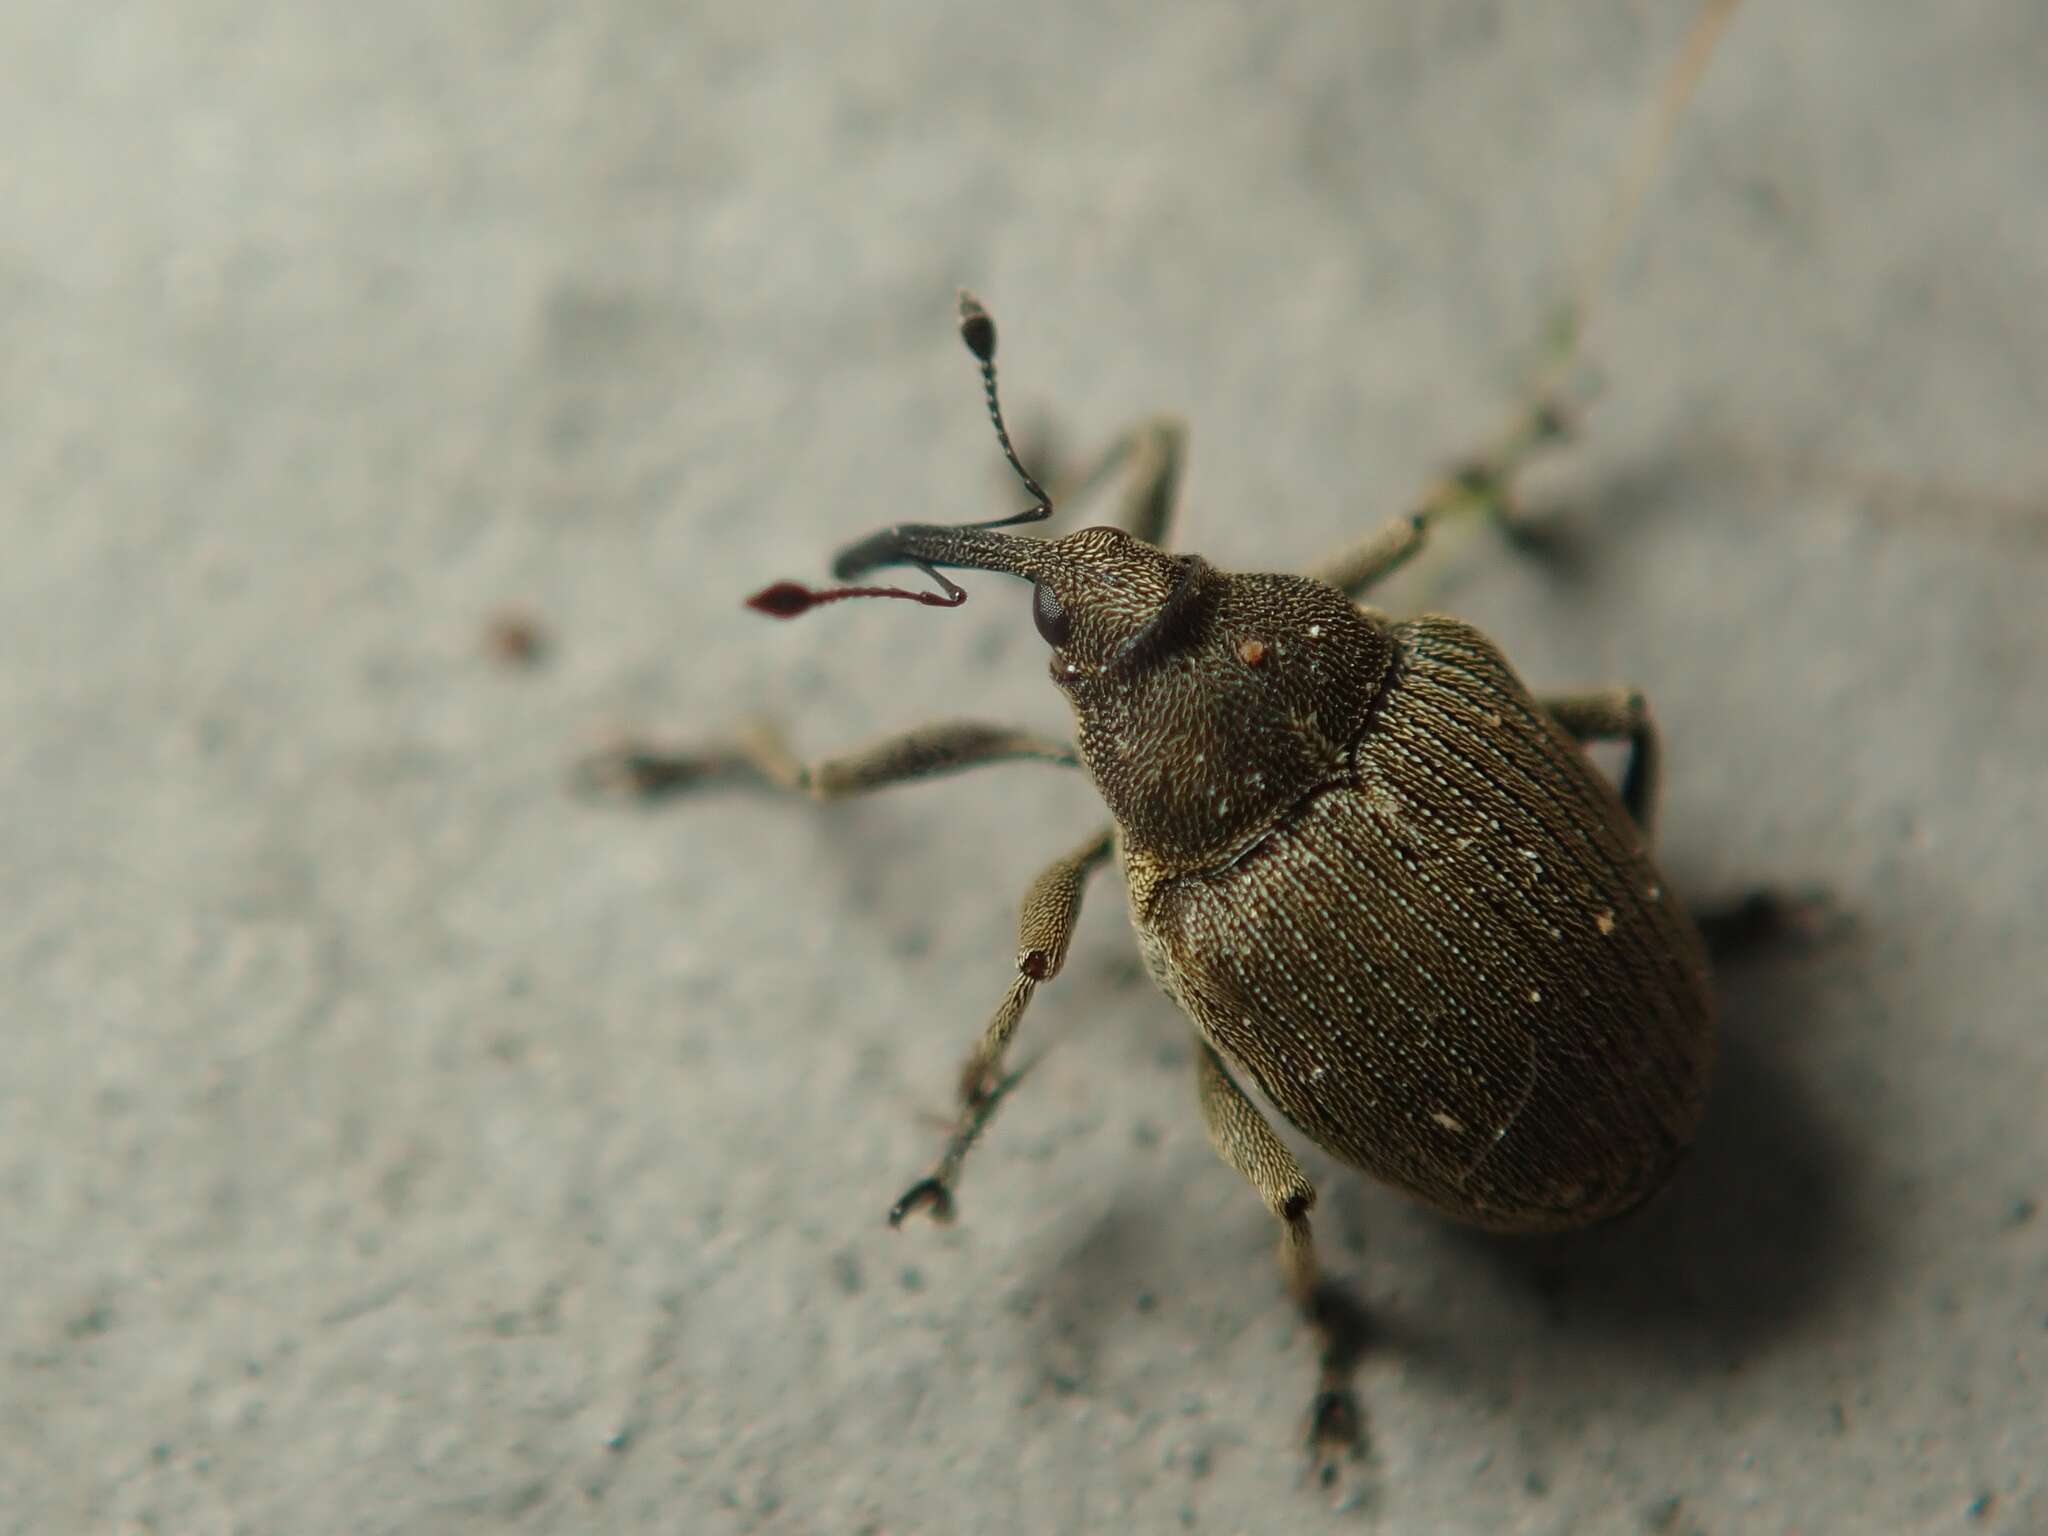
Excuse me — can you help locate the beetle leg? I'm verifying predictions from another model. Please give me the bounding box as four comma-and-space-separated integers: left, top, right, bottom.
1537, 687, 1659, 839
1194, 1042, 1369, 1483
888, 826, 1116, 1226
575, 717, 1078, 801
1693, 888, 1845, 961
1303, 507, 1434, 597
1042, 415, 1185, 548
1306, 392, 1571, 597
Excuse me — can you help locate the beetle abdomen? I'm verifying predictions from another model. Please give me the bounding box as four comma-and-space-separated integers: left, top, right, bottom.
1140, 616, 1714, 1232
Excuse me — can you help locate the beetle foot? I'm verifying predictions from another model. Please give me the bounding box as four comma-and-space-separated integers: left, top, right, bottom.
572, 738, 725, 800
1306, 1388, 1365, 1487
888, 1176, 956, 1228
1698, 886, 1848, 962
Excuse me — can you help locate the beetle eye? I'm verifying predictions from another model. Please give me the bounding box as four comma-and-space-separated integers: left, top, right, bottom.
1031, 581, 1072, 647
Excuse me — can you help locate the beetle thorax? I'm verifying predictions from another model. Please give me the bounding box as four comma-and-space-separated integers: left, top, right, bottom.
1056, 558, 1399, 874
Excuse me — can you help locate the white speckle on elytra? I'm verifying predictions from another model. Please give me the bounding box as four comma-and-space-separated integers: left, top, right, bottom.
1596, 910, 1616, 935
1311, 1066, 1327, 1083
1647, 883, 1663, 901
1430, 1110, 1466, 1134
1528, 988, 1542, 1004
1307, 624, 1323, 638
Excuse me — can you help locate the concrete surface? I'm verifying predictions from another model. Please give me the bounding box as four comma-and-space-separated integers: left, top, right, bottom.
4, 2, 2044, 1532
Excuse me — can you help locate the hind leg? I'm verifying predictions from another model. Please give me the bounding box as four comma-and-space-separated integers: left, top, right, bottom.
1194, 1042, 1370, 1484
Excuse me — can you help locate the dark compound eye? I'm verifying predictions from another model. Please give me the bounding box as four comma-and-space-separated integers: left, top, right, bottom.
1031, 581, 1072, 647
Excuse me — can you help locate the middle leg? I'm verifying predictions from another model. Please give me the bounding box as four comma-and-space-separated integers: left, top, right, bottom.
1539, 686, 1659, 839
1538, 689, 1839, 957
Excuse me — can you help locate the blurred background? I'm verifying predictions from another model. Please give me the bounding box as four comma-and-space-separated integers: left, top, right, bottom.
3, 2, 2043, 1531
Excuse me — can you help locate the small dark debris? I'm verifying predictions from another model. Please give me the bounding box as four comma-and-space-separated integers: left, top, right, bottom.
1966, 1492, 1994, 1521
484, 609, 550, 668
1136, 1291, 1157, 1314
899, 1266, 925, 1293
2006, 1196, 2038, 1229
1524, 1470, 1549, 1498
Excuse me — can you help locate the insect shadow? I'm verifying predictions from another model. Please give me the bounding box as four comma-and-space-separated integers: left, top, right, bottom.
1000, 883, 1872, 1451
1408, 901, 1876, 1373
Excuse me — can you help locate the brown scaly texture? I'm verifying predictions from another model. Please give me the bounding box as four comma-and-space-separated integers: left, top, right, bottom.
1121, 611, 1713, 1232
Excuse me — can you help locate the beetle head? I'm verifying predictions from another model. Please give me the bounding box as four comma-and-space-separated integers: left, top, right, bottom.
746, 295, 1397, 869
745, 292, 1201, 673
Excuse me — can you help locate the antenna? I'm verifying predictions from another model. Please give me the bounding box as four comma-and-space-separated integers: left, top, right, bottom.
957, 292, 1053, 526
743, 294, 1053, 619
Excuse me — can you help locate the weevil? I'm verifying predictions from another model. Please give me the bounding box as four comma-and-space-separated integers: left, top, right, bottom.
591, 295, 1716, 1473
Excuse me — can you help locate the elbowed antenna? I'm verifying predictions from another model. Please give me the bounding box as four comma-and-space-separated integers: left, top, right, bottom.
957, 292, 1053, 520
744, 293, 1056, 620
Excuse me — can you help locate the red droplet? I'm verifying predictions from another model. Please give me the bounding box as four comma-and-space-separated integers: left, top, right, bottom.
746, 581, 816, 619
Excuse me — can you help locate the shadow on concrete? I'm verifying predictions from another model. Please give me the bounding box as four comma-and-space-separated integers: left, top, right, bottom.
1421, 911, 1877, 1376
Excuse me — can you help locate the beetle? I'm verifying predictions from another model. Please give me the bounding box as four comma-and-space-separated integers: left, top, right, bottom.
589, 295, 1715, 1475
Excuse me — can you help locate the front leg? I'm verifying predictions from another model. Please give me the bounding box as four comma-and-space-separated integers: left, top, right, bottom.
1304, 392, 1572, 599
890, 826, 1116, 1225
577, 718, 1077, 802
1032, 415, 1185, 548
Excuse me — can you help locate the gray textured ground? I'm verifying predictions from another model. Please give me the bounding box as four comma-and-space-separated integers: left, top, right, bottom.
5, 3, 2045, 1532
